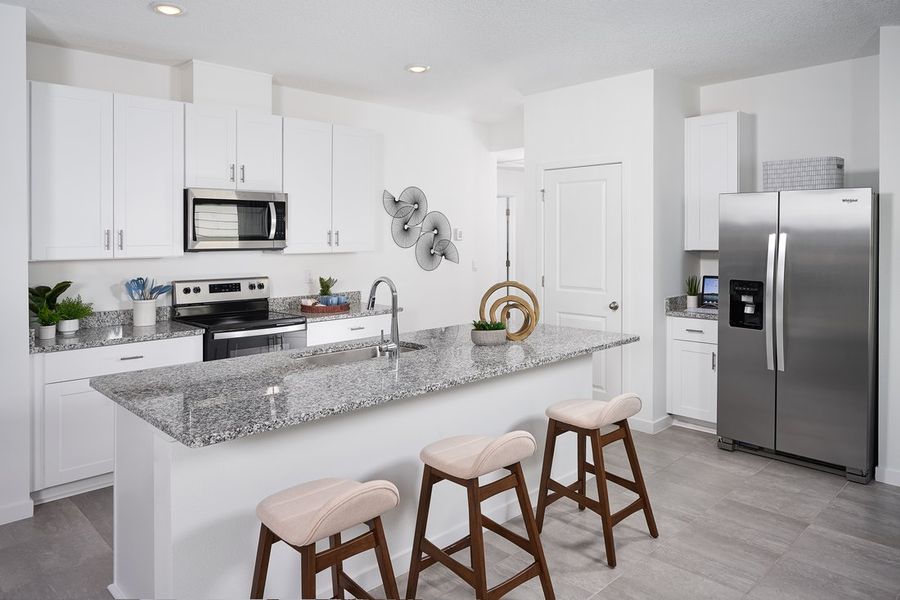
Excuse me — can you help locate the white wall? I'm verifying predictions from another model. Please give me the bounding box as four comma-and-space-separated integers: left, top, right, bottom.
878, 26, 900, 486
0, 3, 32, 525
26, 43, 498, 333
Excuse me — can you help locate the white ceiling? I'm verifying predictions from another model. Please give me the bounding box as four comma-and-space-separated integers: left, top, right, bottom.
11, 0, 900, 123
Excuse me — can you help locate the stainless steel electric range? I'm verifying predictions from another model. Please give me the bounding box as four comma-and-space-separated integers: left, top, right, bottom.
171, 276, 307, 361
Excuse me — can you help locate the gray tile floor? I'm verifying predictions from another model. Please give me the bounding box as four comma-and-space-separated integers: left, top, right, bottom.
2, 427, 900, 599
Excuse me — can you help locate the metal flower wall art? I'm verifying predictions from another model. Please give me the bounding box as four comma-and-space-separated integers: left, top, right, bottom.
383, 187, 460, 271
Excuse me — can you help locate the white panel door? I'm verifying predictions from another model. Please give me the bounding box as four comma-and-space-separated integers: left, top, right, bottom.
236, 110, 283, 192
668, 340, 718, 422
185, 104, 236, 189
332, 125, 380, 253
283, 118, 333, 253
543, 163, 623, 399
43, 379, 115, 487
114, 94, 185, 258
30, 81, 114, 260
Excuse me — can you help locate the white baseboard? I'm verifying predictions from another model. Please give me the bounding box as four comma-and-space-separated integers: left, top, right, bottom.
629, 415, 673, 434
875, 465, 900, 487
31, 472, 113, 505
670, 417, 717, 435
0, 498, 34, 526
107, 582, 127, 600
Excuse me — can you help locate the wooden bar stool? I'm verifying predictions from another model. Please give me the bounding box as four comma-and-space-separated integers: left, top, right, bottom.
535, 393, 658, 568
251, 478, 400, 599
406, 431, 555, 600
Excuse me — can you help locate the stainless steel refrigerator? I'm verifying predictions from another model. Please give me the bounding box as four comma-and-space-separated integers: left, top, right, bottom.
717, 188, 877, 482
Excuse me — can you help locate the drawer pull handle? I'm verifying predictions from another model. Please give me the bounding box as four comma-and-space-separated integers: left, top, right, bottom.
119, 355, 145, 361
349, 326, 366, 331
685, 328, 705, 334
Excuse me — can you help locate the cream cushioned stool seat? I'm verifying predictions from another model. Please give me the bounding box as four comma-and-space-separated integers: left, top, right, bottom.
546, 393, 642, 429
256, 477, 399, 547
419, 430, 536, 479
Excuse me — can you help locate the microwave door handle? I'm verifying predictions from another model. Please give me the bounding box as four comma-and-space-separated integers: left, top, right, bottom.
268, 202, 277, 240
775, 233, 787, 372
764, 233, 776, 371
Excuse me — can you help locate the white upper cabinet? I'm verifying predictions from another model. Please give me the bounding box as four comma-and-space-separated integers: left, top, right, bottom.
331, 125, 380, 253
236, 110, 283, 191
283, 118, 333, 254
30, 81, 114, 260
114, 94, 184, 258
185, 105, 282, 192
684, 111, 752, 251
283, 121, 381, 254
184, 104, 236, 189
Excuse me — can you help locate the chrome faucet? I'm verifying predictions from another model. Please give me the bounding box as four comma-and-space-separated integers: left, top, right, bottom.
368, 276, 400, 361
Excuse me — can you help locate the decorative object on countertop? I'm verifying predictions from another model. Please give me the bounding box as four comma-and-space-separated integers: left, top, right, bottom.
28, 280, 72, 313
56, 295, 94, 336
126, 277, 173, 327
383, 187, 459, 271
685, 275, 701, 309
479, 280, 540, 341
471, 320, 508, 346
762, 156, 844, 191
301, 302, 351, 314
316, 276, 347, 307
35, 304, 60, 339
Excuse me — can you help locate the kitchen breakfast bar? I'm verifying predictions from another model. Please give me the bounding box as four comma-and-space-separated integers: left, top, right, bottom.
90, 323, 638, 598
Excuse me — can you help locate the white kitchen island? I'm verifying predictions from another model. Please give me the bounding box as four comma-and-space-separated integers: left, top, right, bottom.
91, 324, 638, 599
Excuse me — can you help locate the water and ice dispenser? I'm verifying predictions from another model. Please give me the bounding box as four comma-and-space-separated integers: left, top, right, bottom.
728, 280, 764, 330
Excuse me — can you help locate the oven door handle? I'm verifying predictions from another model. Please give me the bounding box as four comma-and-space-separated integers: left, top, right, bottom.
268, 202, 277, 241
212, 323, 306, 340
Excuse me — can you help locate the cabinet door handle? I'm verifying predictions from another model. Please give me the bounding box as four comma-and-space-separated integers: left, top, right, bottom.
686, 328, 705, 334
335, 230, 340, 246
712, 351, 717, 371
327, 230, 333, 246
119, 355, 144, 361
118, 229, 124, 251
229, 164, 235, 182
349, 326, 365, 331
240, 164, 246, 183
104, 229, 111, 251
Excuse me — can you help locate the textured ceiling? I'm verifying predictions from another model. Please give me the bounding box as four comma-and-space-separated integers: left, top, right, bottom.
11, 0, 900, 122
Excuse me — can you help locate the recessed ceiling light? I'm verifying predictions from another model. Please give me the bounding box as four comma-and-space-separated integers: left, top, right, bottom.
151, 3, 184, 16
406, 64, 430, 74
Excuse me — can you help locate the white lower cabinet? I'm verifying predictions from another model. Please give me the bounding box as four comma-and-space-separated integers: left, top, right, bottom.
306, 314, 393, 347
32, 336, 203, 495
667, 317, 718, 423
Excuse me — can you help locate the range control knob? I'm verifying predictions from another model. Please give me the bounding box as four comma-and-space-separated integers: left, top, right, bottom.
257, 282, 265, 290
182, 287, 191, 294
248, 283, 256, 290
192, 286, 201, 294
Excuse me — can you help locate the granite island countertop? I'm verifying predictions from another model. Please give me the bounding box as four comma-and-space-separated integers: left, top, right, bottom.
90, 323, 639, 448
30, 320, 204, 354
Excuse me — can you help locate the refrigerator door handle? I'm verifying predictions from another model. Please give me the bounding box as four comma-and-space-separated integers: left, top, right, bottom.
775, 232, 787, 372
765, 233, 777, 371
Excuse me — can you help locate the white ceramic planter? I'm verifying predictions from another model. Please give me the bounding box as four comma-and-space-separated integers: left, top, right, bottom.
471, 329, 508, 346
132, 299, 157, 327
38, 324, 57, 340
686, 295, 699, 309
57, 318, 80, 336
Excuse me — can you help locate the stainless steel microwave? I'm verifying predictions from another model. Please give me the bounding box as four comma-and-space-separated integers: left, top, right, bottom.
185, 188, 287, 251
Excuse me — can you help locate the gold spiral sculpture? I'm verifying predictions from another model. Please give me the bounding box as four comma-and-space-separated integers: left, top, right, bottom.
479, 281, 540, 341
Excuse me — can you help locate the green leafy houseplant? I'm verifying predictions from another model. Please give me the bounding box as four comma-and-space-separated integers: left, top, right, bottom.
685, 275, 701, 296
318, 276, 337, 296
35, 304, 60, 327
57, 296, 94, 321
472, 320, 506, 331
29, 280, 72, 314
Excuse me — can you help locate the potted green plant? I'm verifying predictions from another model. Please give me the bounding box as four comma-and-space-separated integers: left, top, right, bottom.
471, 320, 507, 346
28, 280, 72, 323
56, 295, 94, 336
685, 275, 701, 309
35, 304, 60, 340
318, 276, 340, 305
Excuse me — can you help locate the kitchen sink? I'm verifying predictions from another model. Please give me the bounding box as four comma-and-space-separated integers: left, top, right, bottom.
296, 343, 421, 367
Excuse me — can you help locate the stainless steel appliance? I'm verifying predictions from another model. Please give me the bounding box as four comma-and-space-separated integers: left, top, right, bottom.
717, 188, 877, 482
172, 276, 306, 361
185, 188, 287, 251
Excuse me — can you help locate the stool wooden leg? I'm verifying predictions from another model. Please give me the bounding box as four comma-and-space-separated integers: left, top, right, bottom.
622, 420, 659, 538
512, 463, 556, 600
535, 419, 558, 532
577, 432, 587, 511
371, 517, 400, 599
300, 544, 317, 599
406, 465, 435, 599
251, 524, 275, 599
466, 479, 488, 599
329, 533, 345, 599
590, 429, 617, 568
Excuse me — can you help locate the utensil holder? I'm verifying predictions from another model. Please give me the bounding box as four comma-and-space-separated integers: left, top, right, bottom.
132, 299, 157, 327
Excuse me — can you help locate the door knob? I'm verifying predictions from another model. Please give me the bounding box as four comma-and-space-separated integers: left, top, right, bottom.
609, 301, 619, 311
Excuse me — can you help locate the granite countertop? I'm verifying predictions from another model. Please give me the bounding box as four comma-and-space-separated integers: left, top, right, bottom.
664, 295, 718, 321
90, 324, 639, 448
30, 321, 204, 354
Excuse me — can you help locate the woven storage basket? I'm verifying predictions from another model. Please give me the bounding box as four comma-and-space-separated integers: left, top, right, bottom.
762, 156, 844, 191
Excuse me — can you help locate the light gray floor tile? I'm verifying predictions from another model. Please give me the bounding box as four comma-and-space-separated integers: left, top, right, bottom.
68, 487, 114, 548
589, 554, 743, 600
697, 497, 808, 553
746, 555, 896, 600
813, 483, 900, 550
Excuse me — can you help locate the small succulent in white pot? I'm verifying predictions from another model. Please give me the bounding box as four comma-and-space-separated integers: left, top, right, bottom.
35, 304, 60, 340
56, 295, 93, 336
471, 320, 508, 346
685, 275, 701, 309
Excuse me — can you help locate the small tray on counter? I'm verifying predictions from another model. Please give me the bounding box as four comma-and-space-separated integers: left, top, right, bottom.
300, 304, 351, 314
